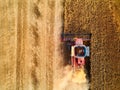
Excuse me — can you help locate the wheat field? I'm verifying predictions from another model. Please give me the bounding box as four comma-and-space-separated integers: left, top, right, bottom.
0, 0, 120, 90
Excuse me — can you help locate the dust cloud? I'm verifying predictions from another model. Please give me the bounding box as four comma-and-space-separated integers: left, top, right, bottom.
54, 65, 89, 90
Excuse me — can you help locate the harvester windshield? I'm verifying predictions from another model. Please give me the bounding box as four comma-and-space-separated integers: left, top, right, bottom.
75, 46, 86, 57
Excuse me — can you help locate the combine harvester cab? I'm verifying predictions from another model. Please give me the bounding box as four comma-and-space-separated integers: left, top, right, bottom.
61, 33, 91, 71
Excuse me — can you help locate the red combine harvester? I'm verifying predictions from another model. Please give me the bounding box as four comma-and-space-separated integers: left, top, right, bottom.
61, 33, 91, 71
